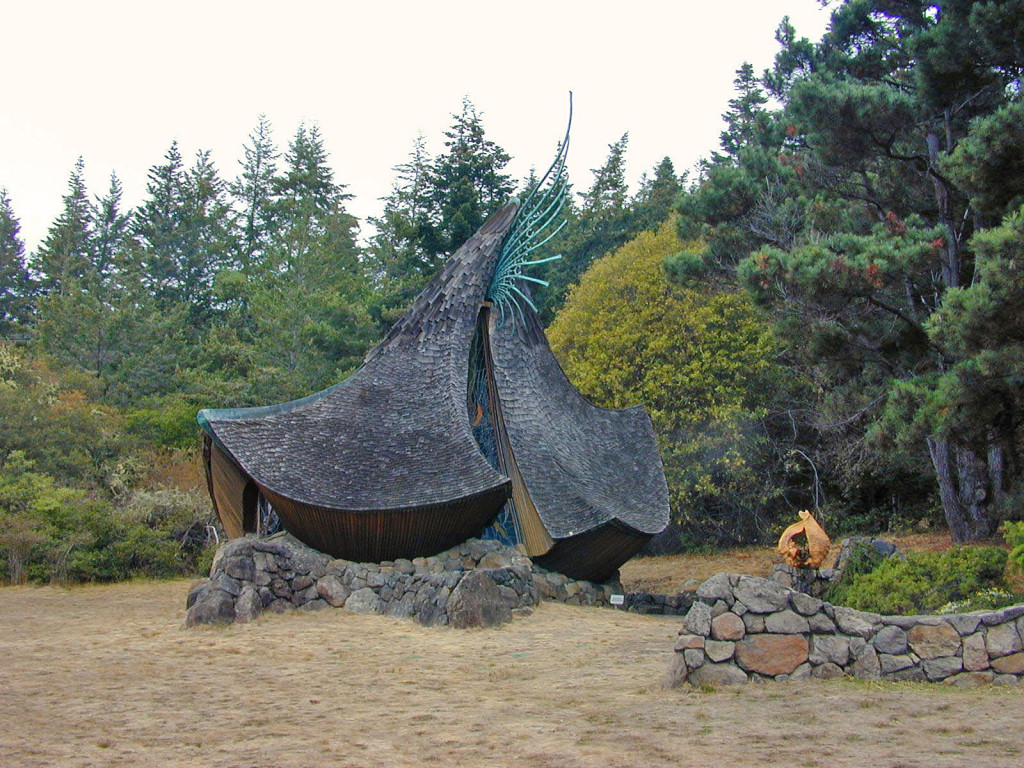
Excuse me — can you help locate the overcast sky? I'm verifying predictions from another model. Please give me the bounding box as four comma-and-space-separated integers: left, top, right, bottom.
1, 1, 831, 252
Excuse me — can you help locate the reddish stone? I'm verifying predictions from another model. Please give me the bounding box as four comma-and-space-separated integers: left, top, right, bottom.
990, 652, 1024, 675
734, 634, 809, 676
711, 612, 745, 641
908, 623, 960, 659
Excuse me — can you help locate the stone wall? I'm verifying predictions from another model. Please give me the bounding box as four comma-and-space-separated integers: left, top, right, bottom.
666, 573, 1024, 687
186, 532, 620, 629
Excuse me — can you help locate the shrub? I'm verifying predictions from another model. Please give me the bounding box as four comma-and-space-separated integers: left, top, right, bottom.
1003, 520, 1024, 572
834, 546, 1008, 614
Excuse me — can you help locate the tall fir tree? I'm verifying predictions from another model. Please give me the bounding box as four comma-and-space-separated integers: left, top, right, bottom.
231, 114, 280, 271
35, 158, 94, 295
0, 189, 32, 335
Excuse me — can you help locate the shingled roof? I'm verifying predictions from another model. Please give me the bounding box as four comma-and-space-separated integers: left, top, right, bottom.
199, 200, 669, 579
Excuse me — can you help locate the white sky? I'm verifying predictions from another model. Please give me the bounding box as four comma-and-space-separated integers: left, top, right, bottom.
1, 1, 831, 253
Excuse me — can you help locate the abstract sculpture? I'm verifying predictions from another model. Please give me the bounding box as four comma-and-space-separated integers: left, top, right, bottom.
198, 121, 669, 583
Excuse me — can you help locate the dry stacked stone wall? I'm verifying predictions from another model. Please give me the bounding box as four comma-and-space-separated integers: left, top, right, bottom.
666, 573, 1024, 687
186, 532, 621, 629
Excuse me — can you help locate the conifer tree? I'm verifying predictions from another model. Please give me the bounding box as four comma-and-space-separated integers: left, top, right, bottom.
0, 189, 32, 335
36, 158, 94, 295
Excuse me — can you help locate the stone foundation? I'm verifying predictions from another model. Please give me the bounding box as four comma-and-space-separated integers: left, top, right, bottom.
666, 573, 1024, 687
186, 532, 621, 629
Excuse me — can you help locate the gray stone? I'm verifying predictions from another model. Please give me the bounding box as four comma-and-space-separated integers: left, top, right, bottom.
270, 578, 291, 599
962, 632, 990, 671
253, 551, 277, 572
946, 613, 983, 636
733, 576, 790, 614
688, 662, 749, 687
185, 579, 209, 609
705, 640, 735, 663
299, 598, 328, 612
316, 575, 350, 607
922, 656, 963, 681
210, 572, 243, 597
742, 613, 765, 633
684, 601, 713, 636
880, 615, 923, 629
448, 571, 512, 629
884, 666, 927, 682
808, 613, 836, 633
293, 585, 319, 606
790, 591, 823, 617
789, 663, 812, 681
811, 662, 845, 679
710, 599, 730, 618
879, 653, 916, 675
221, 556, 255, 582
764, 609, 810, 634
809, 635, 850, 667
186, 589, 236, 626
267, 598, 294, 613
872, 625, 908, 655
944, 671, 995, 687
234, 585, 262, 623
345, 587, 383, 614
993, 674, 1022, 686
849, 635, 866, 654
258, 586, 273, 607
850, 645, 881, 679
695, 573, 734, 605
291, 574, 314, 592
683, 649, 705, 669
985, 622, 1022, 657
254, 571, 273, 587
664, 654, 689, 689
833, 606, 880, 638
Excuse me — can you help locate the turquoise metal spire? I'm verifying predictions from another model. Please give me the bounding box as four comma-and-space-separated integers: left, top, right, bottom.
487, 95, 572, 324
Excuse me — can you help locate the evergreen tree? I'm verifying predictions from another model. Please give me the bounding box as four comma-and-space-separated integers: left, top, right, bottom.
365, 134, 434, 332
132, 143, 232, 323
92, 172, 132, 286
420, 98, 514, 263
0, 189, 32, 335
231, 114, 279, 270
36, 158, 94, 295
631, 156, 683, 233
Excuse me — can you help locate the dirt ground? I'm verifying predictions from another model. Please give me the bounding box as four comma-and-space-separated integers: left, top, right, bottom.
2, 572, 1021, 768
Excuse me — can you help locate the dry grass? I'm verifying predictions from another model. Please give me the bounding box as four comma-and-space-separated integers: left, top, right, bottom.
1, 577, 1021, 767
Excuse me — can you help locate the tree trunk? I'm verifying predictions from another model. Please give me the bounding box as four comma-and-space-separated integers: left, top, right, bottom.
927, 436, 998, 542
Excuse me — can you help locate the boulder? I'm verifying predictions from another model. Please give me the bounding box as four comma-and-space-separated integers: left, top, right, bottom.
985, 622, 1022, 658
711, 612, 745, 641
689, 662, 749, 687
962, 632, 990, 671
186, 589, 236, 626
345, 587, 383, 614
764, 609, 809, 634
684, 601, 712, 636
872, 625, 908, 655
990, 652, 1024, 675
234, 585, 262, 623
908, 623, 961, 659
733, 576, 790, 614
734, 634, 809, 676
447, 571, 512, 629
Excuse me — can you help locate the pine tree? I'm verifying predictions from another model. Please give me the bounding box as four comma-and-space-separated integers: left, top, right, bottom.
0, 189, 32, 335
36, 158, 94, 295
231, 114, 279, 270
92, 172, 132, 286
420, 98, 514, 261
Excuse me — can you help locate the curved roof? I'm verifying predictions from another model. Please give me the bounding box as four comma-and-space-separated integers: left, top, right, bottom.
490, 306, 670, 539
198, 204, 519, 512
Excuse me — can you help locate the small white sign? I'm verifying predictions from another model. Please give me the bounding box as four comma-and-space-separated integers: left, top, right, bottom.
610, 594, 625, 606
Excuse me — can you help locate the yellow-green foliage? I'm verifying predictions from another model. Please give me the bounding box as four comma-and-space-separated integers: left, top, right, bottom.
547, 220, 780, 543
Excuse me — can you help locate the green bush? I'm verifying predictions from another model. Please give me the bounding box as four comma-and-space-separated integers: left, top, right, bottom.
823, 540, 888, 605
833, 546, 1008, 615
1003, 521, 1024, 572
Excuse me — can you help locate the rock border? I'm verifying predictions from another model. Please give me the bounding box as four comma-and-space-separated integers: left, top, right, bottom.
186, 533, 621, 629
666, 573, 1024, 687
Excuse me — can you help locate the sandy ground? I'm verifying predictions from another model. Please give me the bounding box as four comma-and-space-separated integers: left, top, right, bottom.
1, 577, 1022, 768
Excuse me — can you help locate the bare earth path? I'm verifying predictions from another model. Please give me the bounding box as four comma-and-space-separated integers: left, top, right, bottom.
1, 580, 1021, 767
